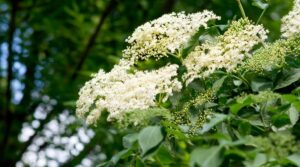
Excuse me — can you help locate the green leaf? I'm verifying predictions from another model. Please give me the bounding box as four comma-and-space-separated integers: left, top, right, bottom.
244, 153, 268, 167
282, 94, 300, 111
288, 105, 299, 125
212, 76, 227, 92
286, 56, 300, 68
272, 113, 290, 128
138, 126, 164, 156
230, 96, 253, 114
233, 79, 243, 86
123, 133, 138, 148
110, 149, 132, 165
224, 149, 248, 159
275, 68, 300, 90
98, 149, 133, 167
282, 94, 299, 103
287, 154, 300, 166
251, 0, 269, 10
253, 153, 268, 167
251, 77, 273, 92
162, 121, 187, 140
135, 156, 146, 167
198, 114, 228, 134
190, 146, 224, 167
154, 146, 173, 166
238, 121, 251, 136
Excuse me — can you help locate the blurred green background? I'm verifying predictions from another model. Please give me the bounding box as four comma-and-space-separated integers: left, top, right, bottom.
0, 0, 293, 166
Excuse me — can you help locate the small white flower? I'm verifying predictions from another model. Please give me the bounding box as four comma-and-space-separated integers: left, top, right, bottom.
183, 18, 268, 84
123, 11, 220, 61
76, 60, 182, 125
281, 0, 300, 38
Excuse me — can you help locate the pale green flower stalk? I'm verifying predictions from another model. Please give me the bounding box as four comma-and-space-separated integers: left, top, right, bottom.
76, 59, 182, 125
281, 0, 300, 38
183, 18, 268, 84
123, 11, 220, 61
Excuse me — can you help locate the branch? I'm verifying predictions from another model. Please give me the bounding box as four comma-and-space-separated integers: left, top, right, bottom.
1, 0, 18, 157
5, 0, 17, 119
71, 0, 119, 80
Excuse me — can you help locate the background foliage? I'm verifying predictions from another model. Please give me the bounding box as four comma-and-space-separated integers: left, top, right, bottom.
0, 0, 295, 166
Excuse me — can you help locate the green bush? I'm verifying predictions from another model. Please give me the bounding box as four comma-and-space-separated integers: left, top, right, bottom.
77, 0, 300, 166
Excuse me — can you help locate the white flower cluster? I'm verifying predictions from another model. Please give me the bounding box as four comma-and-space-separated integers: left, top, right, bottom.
281, 0, 300, 38
123, 11, 220, 61
183, 19, 268, 84
76, 60, 182, 125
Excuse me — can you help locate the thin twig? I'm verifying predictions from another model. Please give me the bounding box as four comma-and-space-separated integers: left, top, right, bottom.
71, 0, 119, 80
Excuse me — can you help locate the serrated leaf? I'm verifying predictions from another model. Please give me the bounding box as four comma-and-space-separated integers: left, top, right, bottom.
190, 146, 224, 167
138, 126, 164, 156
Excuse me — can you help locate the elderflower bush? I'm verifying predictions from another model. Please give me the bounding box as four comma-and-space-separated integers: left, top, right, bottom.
76, 0, 300, 166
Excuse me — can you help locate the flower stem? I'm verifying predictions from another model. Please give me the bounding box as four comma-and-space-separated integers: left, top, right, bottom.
256, 8, 267, 24
236, 0, 247, 19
